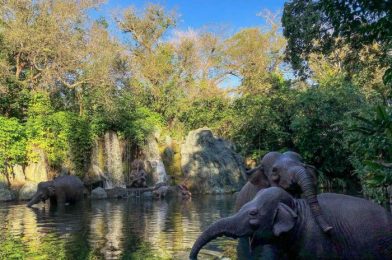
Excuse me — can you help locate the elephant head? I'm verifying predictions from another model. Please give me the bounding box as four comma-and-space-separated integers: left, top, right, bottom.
268, 153, 332, 233
27, 181, 55, 207
190, 187, 297, 259
245, 151, 282, 188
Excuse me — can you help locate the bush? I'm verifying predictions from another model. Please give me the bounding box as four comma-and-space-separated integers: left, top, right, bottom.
0, 116, 26, 183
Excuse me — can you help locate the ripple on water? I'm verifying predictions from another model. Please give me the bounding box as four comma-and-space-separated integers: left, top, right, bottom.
0, 195, 237, 259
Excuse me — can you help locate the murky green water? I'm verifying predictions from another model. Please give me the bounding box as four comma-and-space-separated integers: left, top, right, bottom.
0, 195, 238, 260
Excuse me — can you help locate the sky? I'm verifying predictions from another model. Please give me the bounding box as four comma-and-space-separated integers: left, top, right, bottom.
93, 0, 287, 38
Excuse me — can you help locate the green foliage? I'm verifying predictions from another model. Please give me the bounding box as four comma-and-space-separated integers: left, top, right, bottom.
0, 234, 26, 259
0, 116, 26, 182
282, 0, 391, 77
67, 115, 93, 177
291, 76, 365, 179
124, 107, 163, 146
345, 105, 392, 201
228, 79, 295, 157
178, 96, 231, 133
25, 93, 93, 176
25, 93, 69, 167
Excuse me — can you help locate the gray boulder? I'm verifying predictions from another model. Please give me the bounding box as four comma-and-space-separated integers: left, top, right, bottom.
181, 128, 246, 194
91, 187, 107, 200
19, 182, 38, 201
0, 184, 13, 202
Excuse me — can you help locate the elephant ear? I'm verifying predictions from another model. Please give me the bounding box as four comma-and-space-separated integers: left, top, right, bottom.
247, 165, 269, 188
272, 202, 297, 236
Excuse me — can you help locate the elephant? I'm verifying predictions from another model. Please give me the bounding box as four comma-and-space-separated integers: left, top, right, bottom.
27, 175, 84, 207
235, 151, 282, 211
190, 187, 392, 260
235, 151, 332, 233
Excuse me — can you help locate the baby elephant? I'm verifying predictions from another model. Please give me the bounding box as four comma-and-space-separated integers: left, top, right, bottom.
27, 175, 84, 207
190, 187, 392, 259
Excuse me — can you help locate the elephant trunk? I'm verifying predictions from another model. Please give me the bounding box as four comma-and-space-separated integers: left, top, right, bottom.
292, 166, 332, 233
190, 215, 245, 259
27, 192, 42, 207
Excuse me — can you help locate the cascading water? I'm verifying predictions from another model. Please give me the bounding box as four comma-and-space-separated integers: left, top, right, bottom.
104, 131, 125, 188
143, 132, 168, 185
149, 160, 168, 184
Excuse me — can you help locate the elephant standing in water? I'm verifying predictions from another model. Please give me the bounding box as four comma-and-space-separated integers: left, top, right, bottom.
236, 151, 332, 233
190, 187, 392, 259
27, 175, 84, 207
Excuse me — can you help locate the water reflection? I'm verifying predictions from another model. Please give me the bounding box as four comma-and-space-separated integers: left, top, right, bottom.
0, 195, 237, 259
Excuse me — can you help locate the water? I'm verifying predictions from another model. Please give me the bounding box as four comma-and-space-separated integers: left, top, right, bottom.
0, 195, 237, 260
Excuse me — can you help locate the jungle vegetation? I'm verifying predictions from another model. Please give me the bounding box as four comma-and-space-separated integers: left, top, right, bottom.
0, 0, 390, 202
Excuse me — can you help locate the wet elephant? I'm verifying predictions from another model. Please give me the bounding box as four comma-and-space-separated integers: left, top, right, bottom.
27, 175, 84, 207
236, 151, 331, 233
191, 187, 392, 259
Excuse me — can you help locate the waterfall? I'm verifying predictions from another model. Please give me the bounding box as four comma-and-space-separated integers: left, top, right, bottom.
103, 131, 124, 188
149, 160, 168, 184
143, 132, 168, 185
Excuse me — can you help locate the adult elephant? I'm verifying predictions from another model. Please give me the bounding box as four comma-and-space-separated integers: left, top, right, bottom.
190, 187, 392, 259
27, 175, 84, 207
234, 151, 283, 259
236, 151, 332, 233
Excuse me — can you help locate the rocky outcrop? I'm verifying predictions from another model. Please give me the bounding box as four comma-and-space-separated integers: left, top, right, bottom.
18, 182, 38, 201
9, 149, 48, 186
0, 184, 13, 202
91, 187, 108, 200
181, 128, 246, 194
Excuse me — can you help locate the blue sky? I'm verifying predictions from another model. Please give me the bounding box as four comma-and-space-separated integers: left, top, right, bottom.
93, 0, 287, 38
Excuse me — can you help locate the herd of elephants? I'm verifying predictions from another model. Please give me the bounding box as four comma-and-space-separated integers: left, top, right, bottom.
26, 151, 392, 259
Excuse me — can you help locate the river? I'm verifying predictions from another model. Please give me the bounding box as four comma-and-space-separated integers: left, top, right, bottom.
0, 195, 238, 260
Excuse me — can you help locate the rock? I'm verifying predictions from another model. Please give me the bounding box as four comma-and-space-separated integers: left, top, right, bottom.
0, 184, 13, 202
142, 191, 153, 198
181, 128, 246, 194
105, 187, 127, 199
8, 149, 48, 187
10, 165, 26, 184
91, 187, 108, 200
19, 182, 38, 201
24, 148, 49, 183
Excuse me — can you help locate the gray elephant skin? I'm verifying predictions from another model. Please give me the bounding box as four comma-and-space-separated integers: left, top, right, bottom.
27, 175, 84, 207
236, 151, 332, 233
190, 187, 392, 259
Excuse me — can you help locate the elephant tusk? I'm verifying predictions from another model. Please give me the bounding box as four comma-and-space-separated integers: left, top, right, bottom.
249, 233, 256, 253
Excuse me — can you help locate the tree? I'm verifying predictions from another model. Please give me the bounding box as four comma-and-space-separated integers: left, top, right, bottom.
282, 0, 391, 78
223, 26, 286, 95
0, 116, 26, 185
0, 0, 123, 115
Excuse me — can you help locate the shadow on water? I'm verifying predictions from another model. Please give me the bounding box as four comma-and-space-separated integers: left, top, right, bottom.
0, 195, 238, 260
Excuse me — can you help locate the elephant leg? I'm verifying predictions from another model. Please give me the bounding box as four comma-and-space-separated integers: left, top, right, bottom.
56, 191, 66, 205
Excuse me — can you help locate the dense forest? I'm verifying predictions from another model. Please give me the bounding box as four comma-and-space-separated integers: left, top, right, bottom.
0, 0, 391, 202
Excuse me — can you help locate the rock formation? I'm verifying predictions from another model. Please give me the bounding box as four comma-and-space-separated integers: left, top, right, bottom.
181, 128, 246, 194
91, 187, 108, 199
